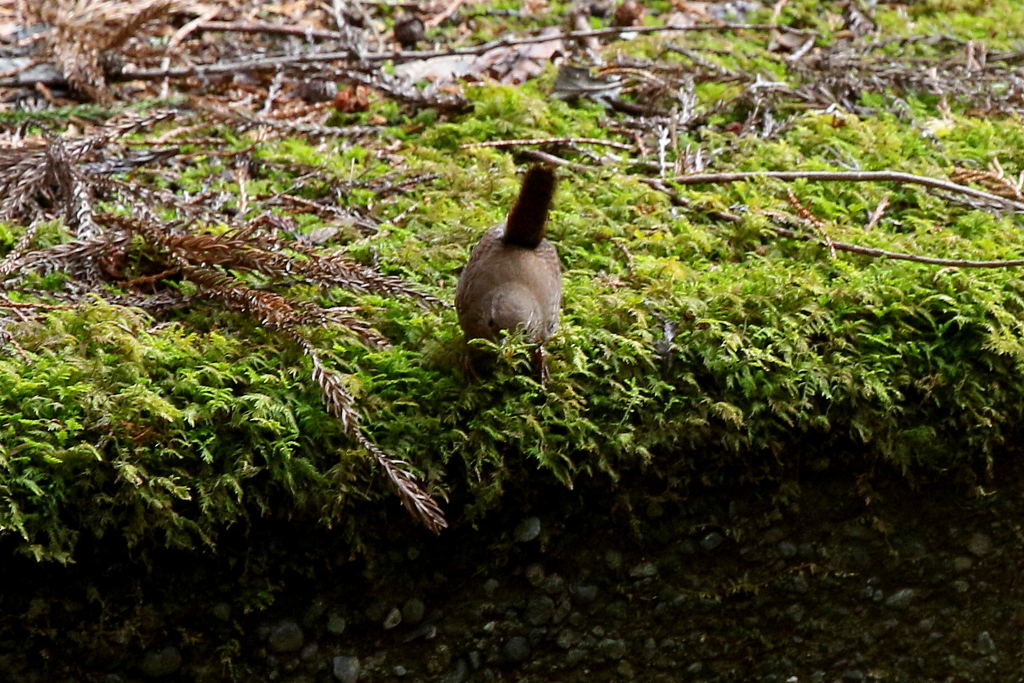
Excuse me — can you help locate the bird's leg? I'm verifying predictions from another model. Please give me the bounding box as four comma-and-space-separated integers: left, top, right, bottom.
531, 345, 549, 386
461, 348, 481, 381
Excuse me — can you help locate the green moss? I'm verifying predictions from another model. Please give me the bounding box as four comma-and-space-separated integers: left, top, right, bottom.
3, 1, 1024, 563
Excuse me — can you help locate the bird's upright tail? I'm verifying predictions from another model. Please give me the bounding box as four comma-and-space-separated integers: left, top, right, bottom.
503, 165, 556, 249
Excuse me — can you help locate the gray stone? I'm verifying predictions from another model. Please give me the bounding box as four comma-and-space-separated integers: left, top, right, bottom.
141, 646, 182, 678
403, 623, 438, 642
268, 621, 304, 653
700, 531, 724, 551
629, 562, 658, 578
556, 629, 579, 649
332, 656, 360, 683
763, 528, 786, 544
524, 596, 556, 625
402, 598, 426, 625
785, 603, 805, 623
597, 638, 627, 660
326, 613, 347, 635
572, 585, 598, 602
778, 542, 797, 558
967, 533, 992, 557
383, 607, 402, 630
365, 599, 389, 622
483, 578, 500, 597
788, 574, 809, 594
842, 670, 864, 681
885, 589, 915, 611
211, 602, 231, 621
541, 574, 565, 594
440, 658, 468, 683
514, 517, 542, 542
604, 550, 623, 570
978, 631, 996, 654
524, 563, 546, 587
393, 665, 407, 676
303, 600, 327, 628
504, 636, 530, 662
953, 556, 973, 572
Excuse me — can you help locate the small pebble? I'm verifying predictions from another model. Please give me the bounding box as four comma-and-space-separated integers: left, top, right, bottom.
332, 656, 360, 683
210, 603, 231, 622
953, 556, 973, 572
524, 563, 546, 587
365, 600, 389, 623
402, 598, 426, 625
700, 531, 724, 551
326, 614, 347, 635
629, 562, 658, 578
303, 599, 327, 628
483, 578, 499, 597
514, 517, 542, 542
504, 636, 530, 663
573, 585, 598, 602
597, 638, 626, 660
778, 542, 797, 558
604, 550, 623, 570
383, 607, 402, 630
440, 658, 468, 683
141, 646, 181, 678
978, 631, 996, 654
885, 589, 915, 611
967, 532, 992, 557
268, 621, 304, 654
524, 596, 556, 626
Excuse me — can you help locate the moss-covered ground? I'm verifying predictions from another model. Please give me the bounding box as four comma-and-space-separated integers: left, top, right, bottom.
1, 1, 1024, 652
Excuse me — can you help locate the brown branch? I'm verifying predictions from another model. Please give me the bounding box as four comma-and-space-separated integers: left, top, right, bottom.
519, 149, 594, 172
642, 175, 1024, 268
81, 23, 808, 84
460, 137, 634, 151
765, 224, 1024, 268
666, 170, 1024, 213
196, 20, 350, 41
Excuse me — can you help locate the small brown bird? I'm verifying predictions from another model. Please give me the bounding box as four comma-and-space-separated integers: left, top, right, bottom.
456, 166, 561, 374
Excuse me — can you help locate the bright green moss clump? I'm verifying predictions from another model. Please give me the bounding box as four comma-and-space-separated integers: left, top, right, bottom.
4, 1, 1024, 562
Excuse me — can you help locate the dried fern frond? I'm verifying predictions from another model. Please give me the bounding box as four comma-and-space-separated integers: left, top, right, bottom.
0, 219, 42, 281
4, 230, 134, 282
0, 112, 174, 222
161, 229, 445, 308
295, 334, 447, 533
27, 0, 188, 101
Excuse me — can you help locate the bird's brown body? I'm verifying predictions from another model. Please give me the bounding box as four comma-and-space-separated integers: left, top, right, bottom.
456, 166, 561, 347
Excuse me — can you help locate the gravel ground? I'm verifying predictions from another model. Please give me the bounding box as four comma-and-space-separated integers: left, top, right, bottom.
2, 468, 1023, 683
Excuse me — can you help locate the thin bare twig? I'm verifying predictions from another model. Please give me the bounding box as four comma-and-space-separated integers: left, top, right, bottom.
643, 175, 1024, 269
766, 223, 1024, 268
460, 137, 634, 151
196, 20, 350, 41
519, 149, 594, 172
667, 170, 1024, 213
